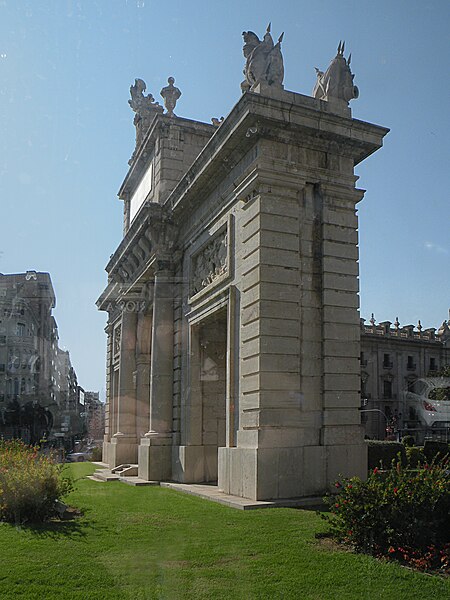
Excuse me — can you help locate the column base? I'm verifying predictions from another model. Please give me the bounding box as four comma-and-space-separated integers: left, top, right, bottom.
138, 437, 172, 481
218, 443, 367, 501
109, 434, 138, 468
102, 440, 111, 466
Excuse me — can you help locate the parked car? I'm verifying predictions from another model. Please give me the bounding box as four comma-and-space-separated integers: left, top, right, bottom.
403, 377, 450, 431
66, 451, 92, 463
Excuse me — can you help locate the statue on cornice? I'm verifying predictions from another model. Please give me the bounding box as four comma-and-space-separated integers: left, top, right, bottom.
128, 78, 163, 164
160, 77, 182, 117
241, 23, 284, 92
312, 41, 359, 105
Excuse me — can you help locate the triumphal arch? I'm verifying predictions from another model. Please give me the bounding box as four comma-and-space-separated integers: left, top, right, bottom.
97, 28, 388, 500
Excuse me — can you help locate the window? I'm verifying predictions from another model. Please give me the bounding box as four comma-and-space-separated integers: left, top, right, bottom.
16, 322, 25, 336
407, 355, 415, 370
429, 357, 437, 372
360, 352, 367, 367
0, 364, 4, 372
361, 378, 366, 397
9, 355, 20, 370
383, 379, 392, 399
383, 353, 393, 368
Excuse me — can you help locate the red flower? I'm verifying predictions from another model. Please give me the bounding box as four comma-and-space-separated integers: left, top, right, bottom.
335, 481, 342, 488
373, 467, 379, 474
388, 546, 395, 554
393, 487, 398, 494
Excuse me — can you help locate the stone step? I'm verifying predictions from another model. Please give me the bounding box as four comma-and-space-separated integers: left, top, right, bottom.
89, 468, 120, 482
119, 477, 160, 487
111, 463, 134, 474
118, 465, 139, 478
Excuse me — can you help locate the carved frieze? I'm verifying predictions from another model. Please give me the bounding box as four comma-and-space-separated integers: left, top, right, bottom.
113, 325, 121, 358
190, 228, 228, 297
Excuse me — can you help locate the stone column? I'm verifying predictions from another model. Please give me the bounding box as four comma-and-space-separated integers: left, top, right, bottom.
138, 265, 174, 480
110, 309, 138, 467
135, 308, 152, 438
102, 323, 113, 464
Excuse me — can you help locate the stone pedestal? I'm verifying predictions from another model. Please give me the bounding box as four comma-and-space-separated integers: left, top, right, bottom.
110, 432, 138, 467
138, 435, 172, 481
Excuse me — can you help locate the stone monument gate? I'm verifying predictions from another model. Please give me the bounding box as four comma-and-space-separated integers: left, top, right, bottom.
97, 30, 389, 500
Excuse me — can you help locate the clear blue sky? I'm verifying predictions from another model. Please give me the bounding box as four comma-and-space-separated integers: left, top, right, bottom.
1, 1, 449, 398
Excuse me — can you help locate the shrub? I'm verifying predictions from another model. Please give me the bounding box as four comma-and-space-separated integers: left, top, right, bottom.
423, 440, 449, 463
405, 445, 425, 467
90, 446, 102, 462
401, 435, 415, 447
366, 440, 406, 470
0, 439, 73, 524
322, 460, 450, 573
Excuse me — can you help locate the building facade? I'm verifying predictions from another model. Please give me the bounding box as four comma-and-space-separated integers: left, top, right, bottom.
98, 33, 389, 500
83, 391, 105, 444
360, 315, 450, 441
0, 271, 83, 445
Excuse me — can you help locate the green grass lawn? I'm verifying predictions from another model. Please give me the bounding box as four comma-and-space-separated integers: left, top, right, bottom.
0, 462, 448, 599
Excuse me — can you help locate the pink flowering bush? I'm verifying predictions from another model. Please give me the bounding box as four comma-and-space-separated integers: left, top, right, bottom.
322, 458, 450, 574
0, 439, 73, 524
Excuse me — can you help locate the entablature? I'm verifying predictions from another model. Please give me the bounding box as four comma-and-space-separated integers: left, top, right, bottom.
97, 204, 177, 312
166, 88, 389, 222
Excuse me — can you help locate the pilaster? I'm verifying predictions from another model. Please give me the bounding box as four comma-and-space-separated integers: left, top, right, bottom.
138, 263, 174, 480
110, 309, 138, 467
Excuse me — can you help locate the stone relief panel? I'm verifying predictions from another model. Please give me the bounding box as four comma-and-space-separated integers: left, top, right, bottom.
190, 228, 228, 298
113, 324, 121, 360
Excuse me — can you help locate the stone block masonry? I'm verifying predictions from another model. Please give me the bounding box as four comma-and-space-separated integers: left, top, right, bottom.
98, 35, 388, 501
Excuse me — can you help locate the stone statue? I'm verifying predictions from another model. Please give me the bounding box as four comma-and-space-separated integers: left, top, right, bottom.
160, 77, 181, 117
128, 78, 163, 164
241, 23, 284, 92
312, 41, 359, 105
